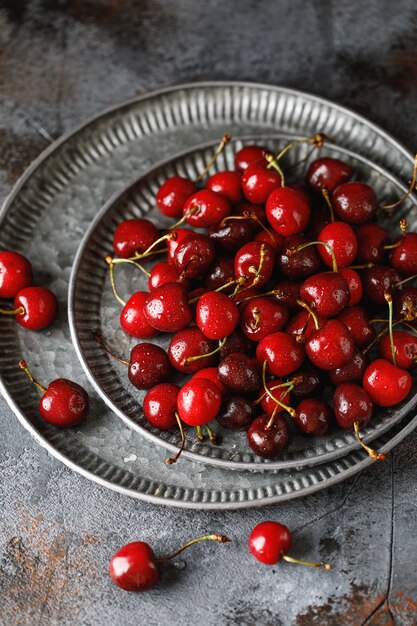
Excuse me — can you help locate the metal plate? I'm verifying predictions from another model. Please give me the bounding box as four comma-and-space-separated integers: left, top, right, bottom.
69, 135, 417, 470
1, 82, 416, 509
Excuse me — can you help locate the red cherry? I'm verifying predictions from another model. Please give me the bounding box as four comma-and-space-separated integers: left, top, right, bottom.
277, 234, 321, 280
300, 272, 349, 317
260, 379, 291, 415
113, 219, 159, 258
329, 350, 370, 386
196, 291, 239, 340
167, 228, 193, 264
272, 280, 302, 312
256, 332, 305, 377
13, 287, 58, 330
128, 343, 171, 390
332, 182, 376, 224
234, 202, 267, 231
209, 218, 253, 253
266, 187, 311, 237
254, 229, 282, 250
168, 327, 215, 373
148, 262, 189, 291
363, 358, 412, 407
109, 542, 159, 591
216, 395, 256, 430
318, 222, 357, 268
390, 232, 417, 276
361, 266, 401, 306
240, 297, 289, 342
234, 241, 275, 288
144, 283, 192, 332
247, 414, 289, 459
306, 157, 352, 193
285, 310, 326, 341
294, 399, 332, 436
143, 383, 179, 429
192, 367, 227, 396
218, 353, 261, 393
206, 171, 243, 204
248, 522, 292, 565
378, 331, 417, 370
219, 328, 254, 360
305, 319, 355, 370
241, 159, 282, 204
337, 306, 375, 349
234, 145, 267, 172
120, 291, 159, 339
339, 268, 363, 306
334, 383, 373, 429
174, 233, 215, 279
177, 378, 222, 426
394, 286, 417, 320
355, 223, 390, 265
291, 363, 324, 399
0, 251, 33, 298
204, 256, 235, 291
156, 176, 197, 218
183, 189, 231, 228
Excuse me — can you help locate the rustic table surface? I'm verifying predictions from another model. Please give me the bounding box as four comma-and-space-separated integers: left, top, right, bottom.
1, 2, 416, 625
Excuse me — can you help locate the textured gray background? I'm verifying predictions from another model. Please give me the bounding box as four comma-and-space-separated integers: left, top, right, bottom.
1, 1, 417, 625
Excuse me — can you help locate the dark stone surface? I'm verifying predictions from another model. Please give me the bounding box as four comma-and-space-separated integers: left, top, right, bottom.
0, 1, 417, 624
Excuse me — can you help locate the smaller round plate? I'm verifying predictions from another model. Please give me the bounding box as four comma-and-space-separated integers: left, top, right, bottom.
69, 134, 417, 471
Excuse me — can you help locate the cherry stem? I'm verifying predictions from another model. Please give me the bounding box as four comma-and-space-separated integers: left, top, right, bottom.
283, 145, 319, 174
182, 338, 227, 366
296, 299, 320, 331
166, 413, 186, 465
396, 273, 417, 288
235, 288, 278, 305
266, 384, 295, 429
272, 133, 328, 164
321, 187, 335, 223
383, 219, 408, 249
384, 292, 396, 367
354, 421, 386, 461
349, 262, 374, 270
249, 307, 262, 330
196, 425, 203, 441
206, 425, 217, 445
194, 134, 232, 183
156, 534, 231, 563
255, 378, 300, 406
247, 244, 268, 286
363, 319, 403, 354
382, 155, 417, 210
288, 241, 338, 273
105, 256, 127, 307
167, 206, 199, 231
188, 279, 238, 305
282, 553, 332, 570
265, 153, 285, 186
133, 232, 177, 258
18, 360, 47, 393
262, 361, 296, 417
0, 307, 24, 316
110, 256, 151, 277
91, 330, 129, 366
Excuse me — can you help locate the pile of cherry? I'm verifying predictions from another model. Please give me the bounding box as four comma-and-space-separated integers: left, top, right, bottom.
95, 133, 417, 463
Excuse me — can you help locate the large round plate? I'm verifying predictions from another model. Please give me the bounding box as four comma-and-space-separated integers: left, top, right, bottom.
69, 134, 417, 470
1, 82, 416, 508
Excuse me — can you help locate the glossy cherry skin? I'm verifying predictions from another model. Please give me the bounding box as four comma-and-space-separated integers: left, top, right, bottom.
291, 364, 324, 399
294, 399, 332, 436
378, 331, 417, 370
128, 343, 171, 390
285, 310, 325, 342
332, 182, 376, 225
39, 379, 89, 427
0, 251, 32, 299
206, 171, 243, 204
234, 145, 267, 172
177, 378, 222, 426
216, 395, 256, 430
167, 228, 193, 264
183, 189, 231, 228
209, 219, 253, 253
113, 218, 159, 258
234, 202, 267, 231
254, 229, 282, 250
363, 359, 412, 407
306, 157, 352, 193
394, 286, 417, 320
361, 266, 401, 306
272, 280, 302, 312
14, 287, 58, 330
334, 383, 373, 430
247, 414, 289, 459
306, 320, 355, 370
256, 332, 305, 377
204, 256, 235, 291
196, 291, 239, 340
156, 175, 197, 218
120, 291, 159, 339
144, 283, 192, 332
192, 367, 227, 396
337, 306, 375, 349
318, 222, 357, 268
174, 233, 215, 279
277, 234, 321, 280
390, 233, 417, 276
266, 187, 311, 237
248, 521, 292, 565
260, 379, 291, 415
143, 383, 179, 429
218, 353, 261, 394
300, 272, 349, 317
234, 241, 275, 288
355, 223, 390, 265
148, 262, 190, 291
329, 350, 370, 386
339, 268, 363, 306
109, 542, 159, 591
219, 328, 254, 360
240, 297, 289, 342
168, 327, 214, 373
241, 159, 282, 204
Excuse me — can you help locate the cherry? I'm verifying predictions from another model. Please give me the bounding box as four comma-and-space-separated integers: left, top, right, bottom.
192, 367, 227, 396
2, 287, 59, 330
216, 395, 256, 430
234, 202, 267, 231
156, 175, 197, 218
19, 360, 88, 427
167, 228, 193, 264
206, 171, 243, 204
177, 378, 222, 426
234, 145, 267, 172
306, 157, 352, 193
234, 241, 275, 288
248, 521, 331, 569
209, 219, 253, 252
318, 222, 357, 268
168, 327, 215, 373
355, 223, 390, 264
148, 262, 189, 291
174, 233, 215, 279
109, 534, 230, 592
361, 266, 401, 306
329, 350, 370, 385
256, 332, 305, 377
266, 187, 311, 237
254, 229, 282, 250
143, 383, 179, 429
290, 364, 324, 399
196, 291, 239, 340
259, 379, 292, 415
247, 414, 289, 459
390, 232, 417, 276
277, 235, 321, 280
183, 189, 231, 228
393, 286, 417, 320
300, 272, 349, 317
332, 181, 376, 224
218, 353, 261, 393
240, 297, 289, 342
337, 306, 375, 349
285, 309, 325, 341
0, 251, 33, 299
363, 358, 412, 407
306, 319, 355, 370
120, 291, 159, 339
219, 328, 254, 360
204, 256, 235, 291
272, 280, 302, 312
241, 158, 282, 204
144, 283, 192, 332
128, 343, 171, 389
294, 399, 332, 436
378, 331, 417, 370
113, 218, 159, 258
339, 268, 363, 306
